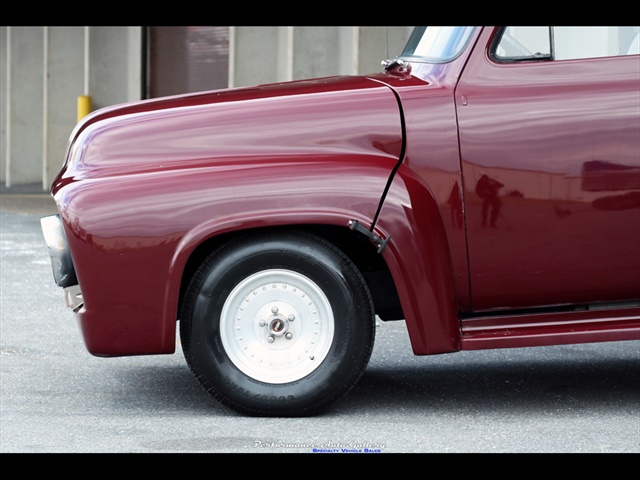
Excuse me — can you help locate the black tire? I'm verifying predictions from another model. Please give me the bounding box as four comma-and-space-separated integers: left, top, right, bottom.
179, 230, 375, 417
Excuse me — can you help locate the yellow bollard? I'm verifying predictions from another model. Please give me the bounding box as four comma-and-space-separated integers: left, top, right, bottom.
77, 95, 91, 122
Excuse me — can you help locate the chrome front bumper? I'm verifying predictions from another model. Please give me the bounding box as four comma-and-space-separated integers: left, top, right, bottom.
40, 214, 83, 311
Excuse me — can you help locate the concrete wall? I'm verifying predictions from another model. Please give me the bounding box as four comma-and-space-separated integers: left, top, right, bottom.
89, 27, 143, 110
1, 26, 413, 190
1, 26, 144, 189
46, 27, 85, 188
231, 26, 413, 87
232, 27, 292, 86
3, 27, 45, 187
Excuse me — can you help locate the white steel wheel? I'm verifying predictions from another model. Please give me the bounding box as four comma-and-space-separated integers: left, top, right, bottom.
180, 230, 375, 417
220, 269, 334, 384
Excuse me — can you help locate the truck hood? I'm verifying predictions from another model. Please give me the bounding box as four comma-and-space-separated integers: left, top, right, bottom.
53, 74, 408, 191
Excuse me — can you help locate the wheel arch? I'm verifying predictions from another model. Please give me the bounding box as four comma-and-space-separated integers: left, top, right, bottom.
165, 213, 404, 344
163, 176, 461, 358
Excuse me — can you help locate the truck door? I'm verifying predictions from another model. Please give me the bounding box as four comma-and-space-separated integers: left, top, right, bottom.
456, 26, 640, 311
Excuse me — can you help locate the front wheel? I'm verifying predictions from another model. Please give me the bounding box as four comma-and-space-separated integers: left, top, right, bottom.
179, 230, 375, 416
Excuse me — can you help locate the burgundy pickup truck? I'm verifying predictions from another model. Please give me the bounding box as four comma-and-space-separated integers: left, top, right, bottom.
41, 26, 640, 416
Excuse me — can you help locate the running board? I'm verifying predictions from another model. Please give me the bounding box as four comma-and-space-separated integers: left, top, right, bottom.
460, 306, 640, 350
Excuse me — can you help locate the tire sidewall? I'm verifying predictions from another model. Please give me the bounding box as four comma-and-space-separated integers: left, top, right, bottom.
181, 232, 373, 415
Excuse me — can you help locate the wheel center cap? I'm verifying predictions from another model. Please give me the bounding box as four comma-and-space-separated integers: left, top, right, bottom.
269, 317, 287, 336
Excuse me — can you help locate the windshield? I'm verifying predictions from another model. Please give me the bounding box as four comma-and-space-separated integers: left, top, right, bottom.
399, 26, 477, 63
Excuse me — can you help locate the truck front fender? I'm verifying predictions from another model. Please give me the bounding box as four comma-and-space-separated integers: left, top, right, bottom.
375, 164, 459, 355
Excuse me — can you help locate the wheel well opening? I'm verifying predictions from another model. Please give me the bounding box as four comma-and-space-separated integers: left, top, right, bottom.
177, 225, 404, 322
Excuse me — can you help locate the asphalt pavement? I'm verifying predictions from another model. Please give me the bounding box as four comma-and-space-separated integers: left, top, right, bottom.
0, 184, 58, 216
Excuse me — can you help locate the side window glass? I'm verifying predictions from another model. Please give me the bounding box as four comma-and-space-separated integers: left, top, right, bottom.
494, 27, 551, 61
553, 26, 639, 60
494, 26, 640, 63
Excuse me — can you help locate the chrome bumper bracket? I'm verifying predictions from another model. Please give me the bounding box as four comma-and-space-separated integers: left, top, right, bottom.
64, 285, 84, 312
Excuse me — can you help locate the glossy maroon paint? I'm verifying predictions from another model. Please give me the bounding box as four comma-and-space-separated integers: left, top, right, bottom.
50, 26, 640, 358
54, 76, 405, 356
457, 28, 640, 311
